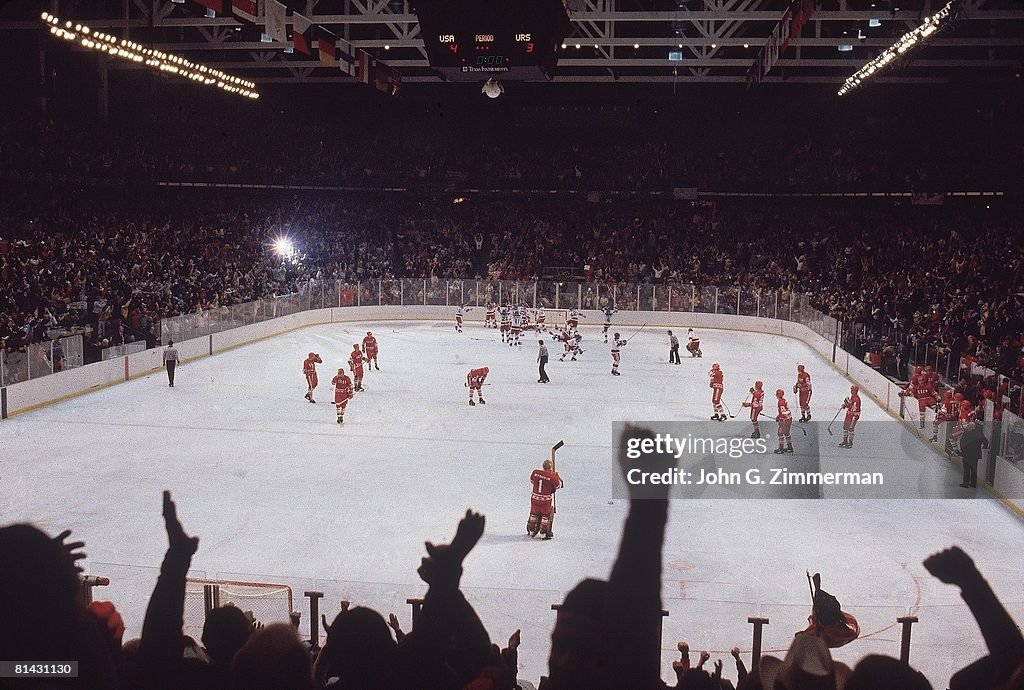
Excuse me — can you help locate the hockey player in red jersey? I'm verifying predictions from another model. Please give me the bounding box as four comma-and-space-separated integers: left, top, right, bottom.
467, 367, 489, 406
774, 389, 794, 453
348, 344, 366, 392
527, 459, 563, 540
610, 333, 627, 375
946, 392, 975, 455
331, 367, 354, 424
742, 380, 765, 438
303, 352, 323, 403
839, 385, 861, 449
362, 331, 379, 370
932, 389, 957, 443
709, 363, 725, 420
900, 366, 936, 430
794, 364, 813, 422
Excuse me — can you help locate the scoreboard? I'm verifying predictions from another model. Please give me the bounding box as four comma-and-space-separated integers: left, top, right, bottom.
413, 0, 571, 81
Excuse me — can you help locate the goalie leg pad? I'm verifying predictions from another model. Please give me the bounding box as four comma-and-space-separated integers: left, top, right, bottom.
527, 514, 540, 536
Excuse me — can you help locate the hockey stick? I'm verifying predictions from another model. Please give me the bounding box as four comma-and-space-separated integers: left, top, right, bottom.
551, 440, 564, 514
757, 411, 807, 435
826, 407, 844, 436
624, 323, 648, 342
722, 399, 735, 419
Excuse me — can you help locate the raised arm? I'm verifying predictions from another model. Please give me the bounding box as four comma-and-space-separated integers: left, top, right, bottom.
139, 491, 199, 689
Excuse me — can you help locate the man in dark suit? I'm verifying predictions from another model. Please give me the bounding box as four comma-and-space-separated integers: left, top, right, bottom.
959, 422, 988, 488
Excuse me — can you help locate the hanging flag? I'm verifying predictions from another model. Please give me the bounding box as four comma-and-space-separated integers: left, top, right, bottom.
292, 13, 313, 55
356, 50, 374, 83
317, 26, 337, 65
192, 0, 227, 13
232, 0, 258, 23
337, 37, 357, 76
374, 62, 401, 96
265, 0, 287, 43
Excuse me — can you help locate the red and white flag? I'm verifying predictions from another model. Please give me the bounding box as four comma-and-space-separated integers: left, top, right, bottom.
232, 0, 258, 23
292, 13, 313, 56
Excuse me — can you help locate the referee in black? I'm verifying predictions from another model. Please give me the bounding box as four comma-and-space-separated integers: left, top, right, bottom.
537, 339, 550, 383
668, 330, 681, 365
163, 340, 180, 387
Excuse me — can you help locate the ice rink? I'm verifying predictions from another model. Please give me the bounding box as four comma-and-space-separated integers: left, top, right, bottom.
1, 319, 1022, 686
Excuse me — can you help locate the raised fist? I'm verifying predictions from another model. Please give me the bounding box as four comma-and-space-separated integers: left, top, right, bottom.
923, 546, 980, 587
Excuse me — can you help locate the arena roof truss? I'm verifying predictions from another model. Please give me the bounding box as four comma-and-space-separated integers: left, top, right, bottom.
4, 0, 1023, 85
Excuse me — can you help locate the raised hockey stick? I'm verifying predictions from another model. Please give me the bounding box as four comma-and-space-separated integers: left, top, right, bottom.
624, 323, 648, 342
551, 440, 564, 514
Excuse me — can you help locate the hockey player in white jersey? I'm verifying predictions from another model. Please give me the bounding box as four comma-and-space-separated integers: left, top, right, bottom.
510, 309, 523, 346
536, 307, 546, 330
602, 307, 618, 343
686, 328, 702, 358
567, 308, 582, 330
610, 332, 627, 375
499, 306, 511, 343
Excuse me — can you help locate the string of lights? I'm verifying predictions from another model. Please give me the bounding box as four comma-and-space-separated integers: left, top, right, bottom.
837, 0, 961, 96
41, 12, 259, 100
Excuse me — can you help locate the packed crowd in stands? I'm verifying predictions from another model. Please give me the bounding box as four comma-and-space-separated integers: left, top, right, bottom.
2, 183, 1022, 407
1, 101, 1021, 193
3, 443, 1022, 690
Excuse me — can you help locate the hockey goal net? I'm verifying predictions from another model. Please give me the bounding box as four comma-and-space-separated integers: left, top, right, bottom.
536, 308, 569, 329
183, 578, 295, 636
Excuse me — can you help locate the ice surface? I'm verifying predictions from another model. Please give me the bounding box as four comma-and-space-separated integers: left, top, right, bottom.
1, 321, 1021, 686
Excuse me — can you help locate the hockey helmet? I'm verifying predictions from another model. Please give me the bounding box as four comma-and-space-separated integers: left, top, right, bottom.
367, 331, 372, 336
482, 367, 490, 375
542, 459, 552, 471
308, 352, 316, 359
850, 385, 859, 395
614, 332, 620, 338
797, 364, 805, 372
712, 362, 721, 370
915, 366, 924, 375
353, 343, 360, 350
338, 367, 345, 373
754, 380, 763, 389
775, 388, 785, 398
954, 392, 964, 401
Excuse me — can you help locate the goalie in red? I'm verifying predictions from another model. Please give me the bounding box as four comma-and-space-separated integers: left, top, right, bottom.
349, 344, 366, 392
331, 367, 354, 425
795, 572, 860, 648
527, 459, 563, 540
303, 352, 323, 403
467, 366, 489, 406
361, 331, 379, 370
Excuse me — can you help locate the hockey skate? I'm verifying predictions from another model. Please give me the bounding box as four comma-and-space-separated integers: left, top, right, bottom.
838, 440, 850, 448
336, 415, 344, 424
469, 400, 476, 406
784, 445, 793, 453
611, 370, 621, 376
930, 434, 938, 442
774, 447, 786, 454
478, 398, 486, 404
711, 414, 721, 421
